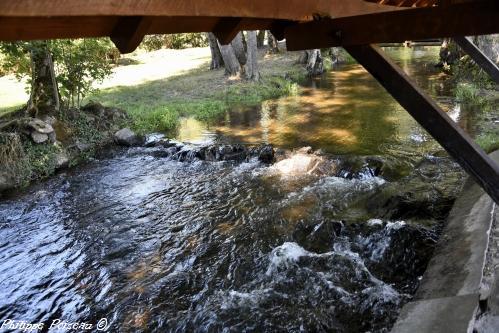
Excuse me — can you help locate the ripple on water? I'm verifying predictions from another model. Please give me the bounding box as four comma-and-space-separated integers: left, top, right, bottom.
0, 147, 443, 332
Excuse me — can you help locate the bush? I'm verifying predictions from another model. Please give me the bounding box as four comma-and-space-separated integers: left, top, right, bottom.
455, 82, 490, 110
476, 133, 499, 153
0, 133, 30, 186
0, 39, 114, 108
22, 140, 59, 180
141, 33, 208, 51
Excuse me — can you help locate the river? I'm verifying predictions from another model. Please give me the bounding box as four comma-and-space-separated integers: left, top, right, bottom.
0, 47, 475, 332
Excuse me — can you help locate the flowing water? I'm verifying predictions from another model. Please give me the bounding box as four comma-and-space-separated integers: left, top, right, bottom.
0, 47, 475, 332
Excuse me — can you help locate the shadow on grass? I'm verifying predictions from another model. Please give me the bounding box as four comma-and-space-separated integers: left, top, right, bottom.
87, 57, 305, 134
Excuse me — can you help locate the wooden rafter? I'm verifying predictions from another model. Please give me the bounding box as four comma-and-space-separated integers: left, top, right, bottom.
454, 36, 499, 84
363, 0, 485, 7
212, 18, 244, 45
284, 1, 499, 50
111, 16, 152, 54
0, 0, 401, 19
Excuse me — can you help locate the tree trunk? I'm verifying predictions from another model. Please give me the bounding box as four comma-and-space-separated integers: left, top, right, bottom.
217, 40, 242, 76
27, 42, 60, 116
438, 38, 463, 66
231, 32, 247, 66
299, 49, 324, 76
257, 30, 266, 48
207, 32, 224, 69
246, 31, 260, 81
473, 34, 499, 64
267, 32, 280, 53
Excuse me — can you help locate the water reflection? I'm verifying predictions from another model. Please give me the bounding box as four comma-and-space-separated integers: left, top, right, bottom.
176, 47, 476, 157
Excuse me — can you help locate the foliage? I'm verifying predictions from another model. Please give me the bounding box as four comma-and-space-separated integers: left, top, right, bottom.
0, 133, 30, 186
0, 39, 114, 108
141, 33, 208, 51
322, 47, 356, 69
55, 39, 113, 107
476, 132, 499, 153
127, 105, 180, 134
21, 139, 59, 180
111, 75, 301, 134
455, 82, 490, 109
451, 55, 495, 89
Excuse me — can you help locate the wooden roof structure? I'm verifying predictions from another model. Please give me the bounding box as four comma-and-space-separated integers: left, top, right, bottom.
0, 0, 498, 203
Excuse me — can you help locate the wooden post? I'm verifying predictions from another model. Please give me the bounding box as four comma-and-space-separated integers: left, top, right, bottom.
454, 36, 499, 84
345, 44, 499, 204
111, 16, 151, 54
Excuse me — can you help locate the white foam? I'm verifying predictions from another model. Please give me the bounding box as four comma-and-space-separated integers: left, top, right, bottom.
266, 242, 310, 275
367, 219, 383, 226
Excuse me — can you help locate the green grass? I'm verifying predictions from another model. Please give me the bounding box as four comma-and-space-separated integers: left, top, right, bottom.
89, 66, 303, 134
455, 82, 491, 110
476, 132, 499, 154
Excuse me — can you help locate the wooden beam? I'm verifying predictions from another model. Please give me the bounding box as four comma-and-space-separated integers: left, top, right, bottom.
285, 1, 499, 50
345, 44, 499, 203
0, 16, 275, 42
212, 18, 243, 45
454, 36, 499, 84
0, 0, 402, 20
110, 16, 151, 54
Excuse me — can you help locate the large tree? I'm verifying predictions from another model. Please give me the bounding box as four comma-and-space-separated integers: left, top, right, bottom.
267, 32, 280, 54
209, 31, 260, 80
299, 49, 324, 76
246, 31, 260, 81
28, 42, 60, 116
0, 39, 113, 114
207, 32, 224, 69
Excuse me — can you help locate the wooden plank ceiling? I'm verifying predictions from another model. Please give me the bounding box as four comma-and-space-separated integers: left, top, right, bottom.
0, 0, 404, 52
0, 0, 496, 53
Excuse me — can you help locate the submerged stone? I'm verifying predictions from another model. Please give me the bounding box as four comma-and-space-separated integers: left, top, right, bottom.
293, 220, 343, 253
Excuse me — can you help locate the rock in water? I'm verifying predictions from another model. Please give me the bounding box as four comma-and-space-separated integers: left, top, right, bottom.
296, 146, 313, 154
293, 220, 343, 253
114, 128, 143, 147
272, 153, 324, 175
257, 145, 274, 163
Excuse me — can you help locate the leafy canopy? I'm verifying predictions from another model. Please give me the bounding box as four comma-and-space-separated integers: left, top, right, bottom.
0, 38, 114, 107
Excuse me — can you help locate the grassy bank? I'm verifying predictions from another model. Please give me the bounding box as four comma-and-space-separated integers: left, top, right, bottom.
451, 58, 499, 154
87, 47, 305, 134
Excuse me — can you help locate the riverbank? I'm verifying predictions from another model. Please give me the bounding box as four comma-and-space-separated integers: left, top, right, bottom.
0, 45, 307, 193
0, 104, 129, 193
88, 47, 305, 134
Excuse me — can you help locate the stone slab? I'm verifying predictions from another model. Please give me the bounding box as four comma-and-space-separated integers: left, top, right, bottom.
391, 151, 499, 333
391, 294, 479, 333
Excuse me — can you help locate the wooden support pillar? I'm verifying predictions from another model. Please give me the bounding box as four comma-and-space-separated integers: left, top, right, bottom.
213, 18, 243, 45
111, 16, 151, 54
454, 36, 499, 85
345, 44, 499, 203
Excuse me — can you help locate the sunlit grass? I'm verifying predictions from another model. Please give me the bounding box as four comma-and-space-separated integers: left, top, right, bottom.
476, 132, 499, 153
87, 48, 305, 134
0, 75, 28, 116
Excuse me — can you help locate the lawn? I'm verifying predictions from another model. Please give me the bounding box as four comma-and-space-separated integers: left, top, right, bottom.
0, 46, 306, 132
87, 47, 305, 133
